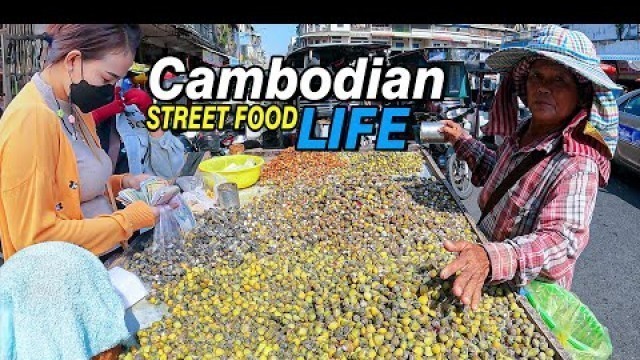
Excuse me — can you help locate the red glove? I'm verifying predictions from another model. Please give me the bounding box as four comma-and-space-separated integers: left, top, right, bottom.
91, 86, 124, 125
123, 88, 153, 114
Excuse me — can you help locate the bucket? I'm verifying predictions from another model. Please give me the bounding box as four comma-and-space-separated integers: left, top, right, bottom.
198, 155, 265, 189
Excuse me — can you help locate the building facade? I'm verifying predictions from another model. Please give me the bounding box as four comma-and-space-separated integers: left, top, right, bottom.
237, 24, 267, 67
291, 24, 520, 54
0, 24, 247, 104
138, 24, 240, 68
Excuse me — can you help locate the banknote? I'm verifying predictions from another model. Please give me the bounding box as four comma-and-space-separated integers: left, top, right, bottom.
141, 177, 170, 204
117, 188, 145, 206
150, 185, 181, 206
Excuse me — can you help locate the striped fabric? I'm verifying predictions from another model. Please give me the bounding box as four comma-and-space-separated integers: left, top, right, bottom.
487, 25, 619, 90
454, 111, 601, 289
527, 30, 600, 65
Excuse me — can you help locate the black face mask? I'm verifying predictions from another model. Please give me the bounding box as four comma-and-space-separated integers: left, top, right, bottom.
69, 58, 115, 113
70, 80, 114, 113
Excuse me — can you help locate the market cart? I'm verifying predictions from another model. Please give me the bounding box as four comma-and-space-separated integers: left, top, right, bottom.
107, 148, 571, 359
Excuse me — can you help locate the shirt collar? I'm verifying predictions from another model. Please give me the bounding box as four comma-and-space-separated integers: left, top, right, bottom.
509, 117, 562, 154
508, 109, 589, 154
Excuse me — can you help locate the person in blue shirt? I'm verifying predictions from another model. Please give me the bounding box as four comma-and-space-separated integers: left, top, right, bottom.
92, 84, 185, 180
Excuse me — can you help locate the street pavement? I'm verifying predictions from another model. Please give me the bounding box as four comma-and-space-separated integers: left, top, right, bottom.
461, 165, 640, 360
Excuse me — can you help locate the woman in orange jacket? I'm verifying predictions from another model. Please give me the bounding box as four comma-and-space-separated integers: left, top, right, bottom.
0, 24, 176, 360
0, 24, 165, 261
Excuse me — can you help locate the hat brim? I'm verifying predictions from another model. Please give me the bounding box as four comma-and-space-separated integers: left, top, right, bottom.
486, 48, 621, 90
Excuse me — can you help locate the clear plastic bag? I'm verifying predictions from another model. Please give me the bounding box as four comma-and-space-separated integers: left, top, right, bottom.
181, 190, 216, 214
199, 171, 228, 203
175, 175, 202, 193
151, 205, 183, 253
177, 173, 218, 213
171, 195, 196, 233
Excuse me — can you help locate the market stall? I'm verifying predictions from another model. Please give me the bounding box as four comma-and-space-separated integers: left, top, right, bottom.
108, 148, 572, 360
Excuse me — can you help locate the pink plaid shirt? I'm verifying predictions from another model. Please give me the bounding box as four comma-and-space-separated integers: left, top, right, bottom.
454, 112, 606, 290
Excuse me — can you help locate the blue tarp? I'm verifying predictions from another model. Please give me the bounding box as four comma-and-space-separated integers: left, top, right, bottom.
500, 41, 530, 49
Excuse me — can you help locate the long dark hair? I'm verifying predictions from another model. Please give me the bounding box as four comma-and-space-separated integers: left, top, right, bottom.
45, 24, 141, 65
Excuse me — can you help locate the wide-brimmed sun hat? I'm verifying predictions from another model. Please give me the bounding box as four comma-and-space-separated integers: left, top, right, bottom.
484, 25, 620, 160
487, 25, 620, 91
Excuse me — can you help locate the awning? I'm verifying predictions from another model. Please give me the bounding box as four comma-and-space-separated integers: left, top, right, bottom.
433, 35, 453, 42
199, 45, 230, 59
599, 54, 640, 61
200, 47, 231, 67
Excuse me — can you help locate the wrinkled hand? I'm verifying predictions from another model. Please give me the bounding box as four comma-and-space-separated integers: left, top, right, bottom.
122, 174, 152, 190
438, 120, 467, 145
440, 240, 490, 310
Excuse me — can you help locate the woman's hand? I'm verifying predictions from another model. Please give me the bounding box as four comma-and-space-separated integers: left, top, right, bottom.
122, 174, 152, 190
150, 201, 180, 222
440, 240, 491, 310
439, 120, 467, 145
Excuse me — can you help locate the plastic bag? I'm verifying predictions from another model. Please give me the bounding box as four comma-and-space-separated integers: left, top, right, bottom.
198, 171, 226, 195
523, 280, 613, 360
151, 205, 183, 253
181, 190, 216, 214
175, 175, 202, 193
176, 174, 217, 213
172, 195, 196, 233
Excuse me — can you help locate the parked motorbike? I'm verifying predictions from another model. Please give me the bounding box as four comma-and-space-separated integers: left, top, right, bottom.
177, 130, 236, 176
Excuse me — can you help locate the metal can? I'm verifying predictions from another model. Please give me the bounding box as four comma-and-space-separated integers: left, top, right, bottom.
419, 121, 447, 144
217, 182, 240, 209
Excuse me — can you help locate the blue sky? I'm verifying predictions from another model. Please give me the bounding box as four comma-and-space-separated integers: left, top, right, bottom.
253, 24, 297, 58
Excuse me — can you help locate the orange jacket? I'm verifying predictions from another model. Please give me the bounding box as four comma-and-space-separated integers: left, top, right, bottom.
0, 81, 156, 260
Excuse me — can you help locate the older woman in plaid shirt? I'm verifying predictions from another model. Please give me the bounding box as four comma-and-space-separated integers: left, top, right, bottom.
438, 25, 621, 310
